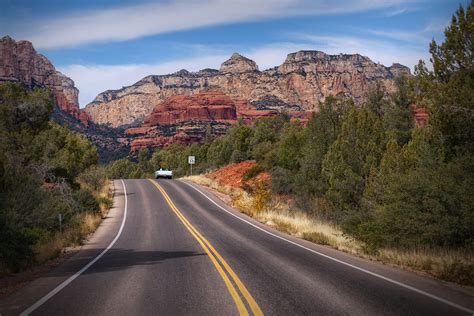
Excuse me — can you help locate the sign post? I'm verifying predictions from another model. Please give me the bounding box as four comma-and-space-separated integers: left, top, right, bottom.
188, 156, 195, 176
58, 213, 62, 234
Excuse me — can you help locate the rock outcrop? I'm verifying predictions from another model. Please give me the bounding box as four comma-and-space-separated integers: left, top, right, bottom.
411, 104, 429, 127
85, 50, 410, 127
220, 53, 259, 73
0, 36, 89, 123
126, 90, 309, 151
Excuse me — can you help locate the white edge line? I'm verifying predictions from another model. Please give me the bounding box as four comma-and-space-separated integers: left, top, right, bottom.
21, 179, 129, 316
181, 180, 474, 315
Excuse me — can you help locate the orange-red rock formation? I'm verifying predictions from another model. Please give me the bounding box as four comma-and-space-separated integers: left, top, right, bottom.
126, 90, 309, 151
142, 91, 237, 126
411, 104, 429, 127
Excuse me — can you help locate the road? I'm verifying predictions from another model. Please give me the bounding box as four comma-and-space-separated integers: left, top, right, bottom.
1, 179, 473, 315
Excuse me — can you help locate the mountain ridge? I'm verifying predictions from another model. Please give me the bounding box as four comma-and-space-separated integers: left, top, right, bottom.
85, 50, 410, 127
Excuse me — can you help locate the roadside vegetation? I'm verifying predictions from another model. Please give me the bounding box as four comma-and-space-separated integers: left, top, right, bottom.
123, 3, 474, 285
0, 83, 112, 277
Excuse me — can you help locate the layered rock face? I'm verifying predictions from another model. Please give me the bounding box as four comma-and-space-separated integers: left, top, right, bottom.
85, 50, 410, 127
0, 36, 89, 123
126, 90, 307, 151
142, 91, 238, 126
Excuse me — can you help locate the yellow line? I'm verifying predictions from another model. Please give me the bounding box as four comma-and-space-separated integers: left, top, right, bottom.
149, 180, 262, 315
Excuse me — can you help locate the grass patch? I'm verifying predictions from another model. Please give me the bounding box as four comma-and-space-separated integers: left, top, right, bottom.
302, 231, 330, 246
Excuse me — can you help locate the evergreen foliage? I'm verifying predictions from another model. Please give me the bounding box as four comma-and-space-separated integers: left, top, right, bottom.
0, 83, 105, 272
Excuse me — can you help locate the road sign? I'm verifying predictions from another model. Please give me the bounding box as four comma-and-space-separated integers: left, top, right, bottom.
188, 156, 195, 164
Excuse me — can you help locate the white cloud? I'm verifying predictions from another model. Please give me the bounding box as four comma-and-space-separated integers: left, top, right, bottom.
10, 0, 420, 49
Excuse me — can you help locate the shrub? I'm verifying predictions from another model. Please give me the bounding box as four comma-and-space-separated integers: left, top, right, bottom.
78, 165, 107, 191
0, 219, 38, 272
74, 188, 99, 213
270, 167, 294, 194
243, 164, 264, 181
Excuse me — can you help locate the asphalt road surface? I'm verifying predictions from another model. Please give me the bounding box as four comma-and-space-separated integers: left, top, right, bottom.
1, 179, 473, 315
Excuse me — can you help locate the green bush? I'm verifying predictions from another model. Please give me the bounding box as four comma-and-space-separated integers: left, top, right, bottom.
74, 188, 99, 213
0, 219, 38, 272
270, 167, 294, 194
243, 164, 265, 181
105, 158, 138, 179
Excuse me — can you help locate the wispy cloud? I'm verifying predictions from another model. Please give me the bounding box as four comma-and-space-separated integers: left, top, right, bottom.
9, 0, 420, 49
364, 29, 427, 42
383, 6, 420, 17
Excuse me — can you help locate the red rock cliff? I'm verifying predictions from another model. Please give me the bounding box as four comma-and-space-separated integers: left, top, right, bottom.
0, 36, 88, 123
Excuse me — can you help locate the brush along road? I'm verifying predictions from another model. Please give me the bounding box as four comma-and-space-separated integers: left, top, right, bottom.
1, 179, 473, 315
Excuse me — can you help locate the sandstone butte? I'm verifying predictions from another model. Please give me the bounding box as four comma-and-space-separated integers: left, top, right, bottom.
0, 36, 90, 125
125, 90, 311, 151
85, 51, 412, 128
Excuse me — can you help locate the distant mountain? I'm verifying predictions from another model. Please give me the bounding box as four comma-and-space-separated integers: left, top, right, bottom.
85, 51, 410, 128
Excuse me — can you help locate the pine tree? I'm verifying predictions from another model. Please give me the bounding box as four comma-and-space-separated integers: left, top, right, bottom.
296, 95, 351, 196
322, 107, 383, 221
383, 75, 414, 146
429, 1, 474, 155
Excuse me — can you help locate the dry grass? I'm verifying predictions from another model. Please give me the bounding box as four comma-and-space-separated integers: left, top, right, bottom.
185, 175, 363, 254
186, 175, 474, 285
34, 213, 103, 263
377, 248, 474, 285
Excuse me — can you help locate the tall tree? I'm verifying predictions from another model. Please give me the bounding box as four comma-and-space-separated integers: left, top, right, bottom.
383, 75, 414, 146
429, 1, 474, 155
322, 107, 383, 221
296, 95, 351, 196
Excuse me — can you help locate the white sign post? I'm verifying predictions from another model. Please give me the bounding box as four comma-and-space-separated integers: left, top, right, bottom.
188, 156, 195, 176
58, 213, 62, 234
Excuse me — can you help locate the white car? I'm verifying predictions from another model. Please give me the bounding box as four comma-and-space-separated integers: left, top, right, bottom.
155, 168, 173, 179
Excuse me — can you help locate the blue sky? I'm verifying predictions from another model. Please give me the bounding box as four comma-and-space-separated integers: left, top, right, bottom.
0, 0, 463, 107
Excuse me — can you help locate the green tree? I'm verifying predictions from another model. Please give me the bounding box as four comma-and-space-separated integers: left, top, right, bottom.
383, 75, 414, 145
428, 1, 474, 155
322, 107, 383, 221
359, 128, 473, 249
277, 121, 305, 171
105, 159, 138, 179
365, 81, 389, 118
296, 95, 351, 196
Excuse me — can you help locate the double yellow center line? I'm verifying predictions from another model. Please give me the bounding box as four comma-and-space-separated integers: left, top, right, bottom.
149, 180, 263, 316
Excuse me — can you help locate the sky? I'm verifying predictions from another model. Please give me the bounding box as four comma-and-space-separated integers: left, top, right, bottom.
0, 0, 463, 107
